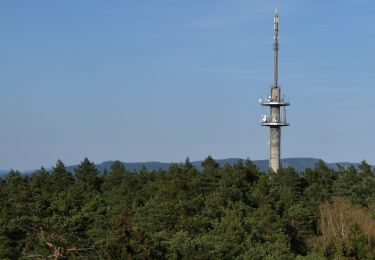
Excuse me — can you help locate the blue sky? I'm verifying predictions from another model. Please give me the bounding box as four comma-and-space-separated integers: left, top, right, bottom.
0, 0, 374, 170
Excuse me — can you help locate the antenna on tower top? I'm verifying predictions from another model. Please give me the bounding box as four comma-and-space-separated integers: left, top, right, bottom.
275, 0, 279, 13
273, 6, 279, 88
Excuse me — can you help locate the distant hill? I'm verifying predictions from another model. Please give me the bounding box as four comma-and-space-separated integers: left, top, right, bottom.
67, 158, 365, 174
0, 158, 369, 176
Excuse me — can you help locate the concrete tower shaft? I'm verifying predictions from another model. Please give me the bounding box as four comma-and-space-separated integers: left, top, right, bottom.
260, 8, 289, 172
270, 127, 281, 171
270, 87, 281, 171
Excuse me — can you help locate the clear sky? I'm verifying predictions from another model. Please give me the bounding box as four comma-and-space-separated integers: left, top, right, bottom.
0, 0, 374, 170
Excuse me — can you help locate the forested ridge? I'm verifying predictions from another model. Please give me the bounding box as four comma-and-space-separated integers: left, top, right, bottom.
1, 157, 375, 259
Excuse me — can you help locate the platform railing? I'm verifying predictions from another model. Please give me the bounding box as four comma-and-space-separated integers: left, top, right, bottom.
260, 97, 289, 104
260, 116, 288, 125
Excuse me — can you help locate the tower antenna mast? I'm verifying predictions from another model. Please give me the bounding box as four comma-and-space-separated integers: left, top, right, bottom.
274, 7, 279, 88
260, 7, 290, 172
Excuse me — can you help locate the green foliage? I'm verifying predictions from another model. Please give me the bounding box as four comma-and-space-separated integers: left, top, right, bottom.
0, 157, 374, 259
303, 160, 337, 205
49, 160, 74, 193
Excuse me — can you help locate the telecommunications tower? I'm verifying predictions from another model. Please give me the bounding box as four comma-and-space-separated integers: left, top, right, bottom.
260, 8, 289, 172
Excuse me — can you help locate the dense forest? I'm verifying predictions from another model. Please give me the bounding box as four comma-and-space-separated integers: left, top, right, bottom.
1, 157, 375, 259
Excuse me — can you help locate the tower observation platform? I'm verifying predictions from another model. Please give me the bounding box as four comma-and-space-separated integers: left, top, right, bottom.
259, 8, 290, 172
260, 95, 289, 127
